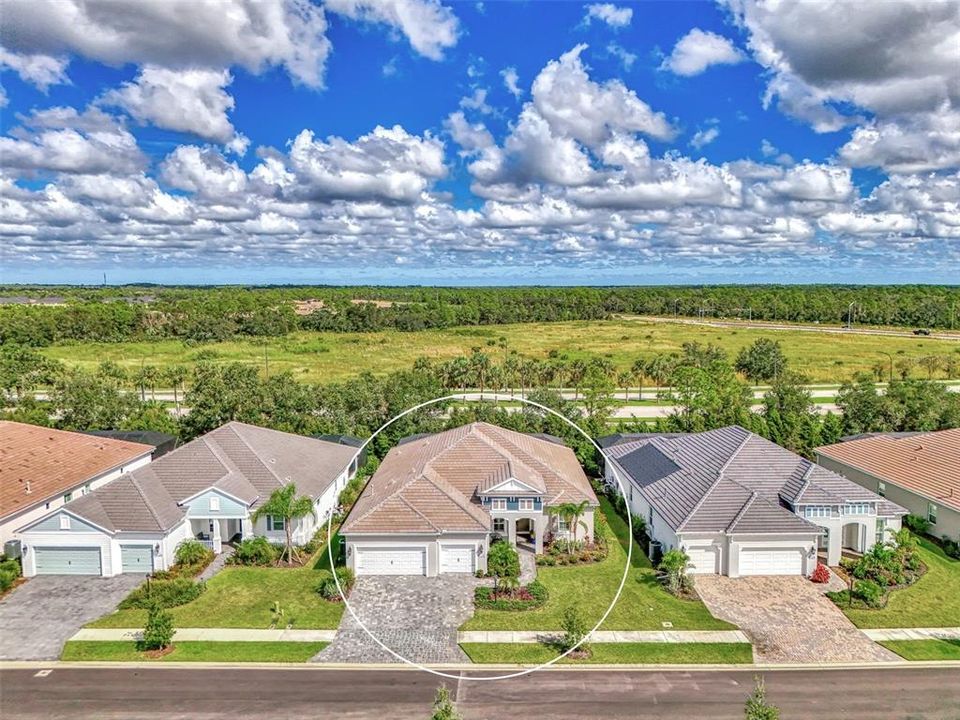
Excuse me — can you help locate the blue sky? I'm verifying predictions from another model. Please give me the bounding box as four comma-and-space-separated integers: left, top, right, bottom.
1, 1, 957, 285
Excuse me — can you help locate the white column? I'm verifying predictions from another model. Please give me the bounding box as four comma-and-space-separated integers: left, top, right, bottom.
212, 518, 222, 554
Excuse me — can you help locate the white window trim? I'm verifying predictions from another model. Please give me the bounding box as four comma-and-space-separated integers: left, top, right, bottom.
928, 503, 938, 524
493, 518, 506, 533
209, 496, 220, 512
490, 498, 507, 511
268, 515, 286, 532
59, 515, 71, 530
518, 498, 535, 511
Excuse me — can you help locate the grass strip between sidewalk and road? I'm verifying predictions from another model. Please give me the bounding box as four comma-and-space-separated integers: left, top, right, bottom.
61, 641, 329, 663
879, 639, 960, 661
460, 642, 753, 665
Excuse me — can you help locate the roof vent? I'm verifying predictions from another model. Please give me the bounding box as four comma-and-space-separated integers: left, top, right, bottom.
25, 481, 31, 494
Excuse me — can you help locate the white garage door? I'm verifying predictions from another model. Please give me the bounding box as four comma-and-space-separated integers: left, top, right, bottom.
121, 545, 154, 574
685, 545, 719, 574
35, 547, 102, 575
440, 545, 475, 574
356, 548, 426, 576
739, 548, 803, 576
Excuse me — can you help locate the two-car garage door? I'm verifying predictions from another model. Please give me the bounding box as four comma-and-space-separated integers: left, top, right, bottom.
34, 547, 102, 575
356, 548, 426, 576
739, 548, 803, 576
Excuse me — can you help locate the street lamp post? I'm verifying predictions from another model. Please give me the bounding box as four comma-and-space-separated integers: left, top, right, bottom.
879, 351, 893, 384
847, 302, 856, 330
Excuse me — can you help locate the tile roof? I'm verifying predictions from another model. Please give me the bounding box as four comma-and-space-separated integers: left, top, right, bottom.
342, 422, 597, 535
817, 429, 960, 513
606, 426, 903, 536
33, 422, 357, 534
0, 421, 153, 521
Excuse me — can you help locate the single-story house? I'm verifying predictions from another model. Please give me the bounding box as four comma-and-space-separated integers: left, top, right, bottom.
82, 429, 179, 458
17, 422, 359, 577
341, 422, 598, 577
602, 426, 906, 577
816, 429, 960, 542
0, 421, 154, 547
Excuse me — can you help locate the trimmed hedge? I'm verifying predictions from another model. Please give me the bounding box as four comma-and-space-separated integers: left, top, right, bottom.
119, 577, 205, 610
475, 581, 549, 611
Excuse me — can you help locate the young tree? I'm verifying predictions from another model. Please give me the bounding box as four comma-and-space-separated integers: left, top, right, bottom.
250, 484, 316, 565
560, 605, 590, 655
430, 685, 463, 720
487, 540, 520, 591
658, 548, 691, 596
735, 338, 787, 383
665, 361, 751, 432
141, 602, 175, 651
744, 676, 780, 720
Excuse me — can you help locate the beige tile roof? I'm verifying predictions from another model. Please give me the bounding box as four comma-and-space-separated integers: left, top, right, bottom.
343, 422, 597, 535
0, 421, 153, 520
817, 429, 960, 513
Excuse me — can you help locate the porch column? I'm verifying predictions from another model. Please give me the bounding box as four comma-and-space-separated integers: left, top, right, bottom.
534, 517, 544, 554
212, 518, 222, 554
507, 518, 517, 546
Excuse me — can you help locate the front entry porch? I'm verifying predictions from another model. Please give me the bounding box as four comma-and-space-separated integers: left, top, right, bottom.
497, 515, 544, 554
191, 517, 245, 554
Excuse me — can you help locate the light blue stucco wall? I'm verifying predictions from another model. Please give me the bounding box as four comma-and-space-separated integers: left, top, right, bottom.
184, 489, 249, 517
24, 512, 104, 534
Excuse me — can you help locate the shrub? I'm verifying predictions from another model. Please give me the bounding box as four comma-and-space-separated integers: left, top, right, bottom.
810, 563, 831, 584
474, 581, 548, 611
487, 540, 520, 585
658, 548, 692, 596
854, 579, 885, 608
942, 536, 960, 560
119, 577, 205, 610
140, 603, 174, 651
317, 567, 355, 601
903, 514, 931, 535
744, 676, 780, 720
559, 605, 589, 654
231, 536, 279, 566
174, 539, 213, 569
0, 556, 21, 593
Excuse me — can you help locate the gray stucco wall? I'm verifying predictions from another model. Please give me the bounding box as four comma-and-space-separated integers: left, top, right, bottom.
817, 455, 960, 542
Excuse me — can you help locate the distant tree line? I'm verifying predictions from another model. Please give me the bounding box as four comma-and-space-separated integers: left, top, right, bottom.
1, 284, 958, 346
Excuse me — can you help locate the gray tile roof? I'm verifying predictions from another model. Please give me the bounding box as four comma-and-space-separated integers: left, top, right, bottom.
606, 426, 903, 536
56, 422, 357, 534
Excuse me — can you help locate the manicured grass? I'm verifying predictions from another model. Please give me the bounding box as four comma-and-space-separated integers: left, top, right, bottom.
61, 641, 327, 663
461, 497, 732, 631
89, 551, 343, 629
39, 318, 958, 385
880, 639, 960, 661
460, 642, 753, 665
839, 537, 960, 629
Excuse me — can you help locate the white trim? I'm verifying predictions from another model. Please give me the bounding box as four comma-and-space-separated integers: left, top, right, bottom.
482, 477, 542, 495
17, 507, 116, 536
178, 485, 252, 508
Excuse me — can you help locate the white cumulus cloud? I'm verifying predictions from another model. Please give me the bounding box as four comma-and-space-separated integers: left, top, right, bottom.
660, 28, 744, 76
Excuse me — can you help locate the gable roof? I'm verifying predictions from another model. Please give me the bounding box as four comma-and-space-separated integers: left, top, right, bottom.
606, 426, 903, 536
0, 421, 153, 521
817, 429, 960, 513
30, 422, 357, 534
342, 422, 597, 535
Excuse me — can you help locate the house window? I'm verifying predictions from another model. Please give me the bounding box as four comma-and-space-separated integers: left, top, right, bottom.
844, 503, 874, 516
493, 518, 506, 533
928, 503, 938, 525
491, 498, 507, 511
877, 481, 886, 497
64, 491, 73, 503
59, 515, 71, 530
83, 483, 92, 495
557, 518, 569, 533
268, 515, 285, 531
876, 518, 887, 545
804, 506, 833, 519
209, 496, 220, 512
518, 498, 535, 511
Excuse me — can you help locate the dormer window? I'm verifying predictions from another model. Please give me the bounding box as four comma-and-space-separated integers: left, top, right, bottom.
209, 496, 220, 512
491, 498, 507, 511
518, 498, 535, 511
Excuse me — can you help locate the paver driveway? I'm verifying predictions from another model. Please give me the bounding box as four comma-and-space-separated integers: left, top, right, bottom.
695, 575, 897, 664
315, 575, 482, 664
0, 575, 142, 660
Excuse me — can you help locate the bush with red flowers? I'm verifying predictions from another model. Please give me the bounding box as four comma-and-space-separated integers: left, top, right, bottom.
810, 562, 831, 584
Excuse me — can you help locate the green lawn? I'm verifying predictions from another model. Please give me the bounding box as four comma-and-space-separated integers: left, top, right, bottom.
461, 498, 733, 631
88, 552, 343, 629
880, 639, 960, 661
460, 642, 752, 665
839, 537, 960, 629
39, 318, 958, 386
61, 641, 327, 663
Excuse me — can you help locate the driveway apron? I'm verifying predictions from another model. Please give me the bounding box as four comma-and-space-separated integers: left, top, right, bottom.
0, 575, 142, 660
314, 575, 482, 664
695, 575, 898, 664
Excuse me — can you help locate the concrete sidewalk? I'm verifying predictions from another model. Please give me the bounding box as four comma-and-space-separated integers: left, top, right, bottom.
862, 627, 960, 641
458, 630, 750, 644
71, 628, 337, 643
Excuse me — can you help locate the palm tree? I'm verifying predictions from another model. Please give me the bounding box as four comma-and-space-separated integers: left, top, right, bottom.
568, 359, 587, 400
549, 501, 590, 544
166, 365, 188, 418
631, 358, 647, 401
251, 484, 316, 565
470, 350, 491, 399
616, 370, 632, 401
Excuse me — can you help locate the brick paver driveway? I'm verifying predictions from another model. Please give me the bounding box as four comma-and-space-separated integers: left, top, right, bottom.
0, 575, 142, 660
315, 575, 482, 664
695, 576, 897, 664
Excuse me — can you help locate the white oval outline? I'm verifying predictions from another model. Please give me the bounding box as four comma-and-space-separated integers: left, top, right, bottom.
325, 392, 633, 681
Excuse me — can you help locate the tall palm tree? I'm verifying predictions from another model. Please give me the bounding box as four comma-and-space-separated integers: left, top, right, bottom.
166, 365, 188, 418
631, 358, 647, 401
549, 501, 590, 544
251, 484, 316, 565
568, 359, 587, 400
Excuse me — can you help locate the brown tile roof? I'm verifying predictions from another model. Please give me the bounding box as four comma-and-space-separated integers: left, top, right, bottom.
342, 422, 597, 535
817, 429, 960, 513
33, 422, 358, 534
0, 421, 153, 521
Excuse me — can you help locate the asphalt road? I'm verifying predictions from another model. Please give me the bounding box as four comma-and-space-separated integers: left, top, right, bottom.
2, 666, 959, 719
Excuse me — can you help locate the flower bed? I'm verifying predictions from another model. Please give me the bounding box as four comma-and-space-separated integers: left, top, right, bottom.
474, 581, 549, 611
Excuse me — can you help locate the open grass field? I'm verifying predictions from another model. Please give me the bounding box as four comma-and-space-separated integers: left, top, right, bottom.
460, 498, 733, 632
460, 642, 753, 665
61, 641, 328, 663
88, 552, 344, 630
40, 318, 959, 385
839, 537, 960, 629
879, 639, 960, 661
